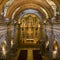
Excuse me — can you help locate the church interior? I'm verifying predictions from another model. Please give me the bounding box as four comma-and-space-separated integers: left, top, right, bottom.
0, 0, 60, 60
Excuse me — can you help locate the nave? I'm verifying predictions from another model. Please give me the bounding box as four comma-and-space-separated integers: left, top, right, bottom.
0, 0, 60, 60
9, 48, 49, 60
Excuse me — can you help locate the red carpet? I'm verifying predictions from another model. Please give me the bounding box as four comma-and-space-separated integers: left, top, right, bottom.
18, 50, 27, 60
33, 50, 43, 60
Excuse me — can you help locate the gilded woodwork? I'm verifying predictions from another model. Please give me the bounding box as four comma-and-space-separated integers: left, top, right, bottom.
18, 14, 42, 44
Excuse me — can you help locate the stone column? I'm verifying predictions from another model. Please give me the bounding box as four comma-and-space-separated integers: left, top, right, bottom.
49, 19, 54, 60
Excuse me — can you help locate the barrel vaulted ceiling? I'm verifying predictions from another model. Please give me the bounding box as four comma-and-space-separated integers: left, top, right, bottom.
0, 0, 60, 48
0, 0, 60, 20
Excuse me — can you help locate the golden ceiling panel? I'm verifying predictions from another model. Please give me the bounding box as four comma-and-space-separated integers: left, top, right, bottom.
0, 0, 3, 4
0, 0, 60, 19
0, 0, 8, 13
6, 0, 54, 19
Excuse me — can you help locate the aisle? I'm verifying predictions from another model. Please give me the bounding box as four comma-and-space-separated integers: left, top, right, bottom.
17, 49, 49, 60
18, 50, 27, 60
27, 49, 33, 60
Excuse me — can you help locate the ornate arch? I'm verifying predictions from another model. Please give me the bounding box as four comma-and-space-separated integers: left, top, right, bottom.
6, 0, 54, 19
12, 3, 47, 20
